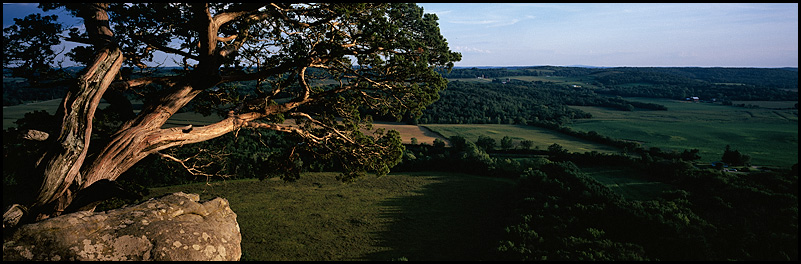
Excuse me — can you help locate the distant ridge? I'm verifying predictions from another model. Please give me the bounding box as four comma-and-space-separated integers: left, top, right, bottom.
452, 65, 797, 69
453, 65, 610, 69
565, 65, 610, 68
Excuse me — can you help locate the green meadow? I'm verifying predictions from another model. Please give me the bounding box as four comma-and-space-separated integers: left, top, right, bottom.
144, 172, 517, 261
423, 123, 621, 154
568, 98, 798, 168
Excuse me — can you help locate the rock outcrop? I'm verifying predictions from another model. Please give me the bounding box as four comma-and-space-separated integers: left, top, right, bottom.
3, 192, 241, 261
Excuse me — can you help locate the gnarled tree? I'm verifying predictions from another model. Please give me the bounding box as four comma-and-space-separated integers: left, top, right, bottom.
2, 3, 460, 226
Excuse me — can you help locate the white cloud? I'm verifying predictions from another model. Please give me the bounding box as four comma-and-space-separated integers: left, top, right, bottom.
449, 19, 520, 28
452, 46, 492, 54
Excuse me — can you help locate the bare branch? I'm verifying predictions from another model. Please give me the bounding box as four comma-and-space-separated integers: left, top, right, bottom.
140, 38, 199, 60
155, 151, 229, 178
240, 121, 330, 143
108, 76, 179, 91
290, 112, 355, 144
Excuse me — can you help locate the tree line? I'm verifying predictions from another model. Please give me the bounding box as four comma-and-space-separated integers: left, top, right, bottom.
417, 80, 667, 126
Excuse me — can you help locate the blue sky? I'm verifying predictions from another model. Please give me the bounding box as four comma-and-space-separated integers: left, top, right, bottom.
4, 3, 798, 68
418, 3, 798, 67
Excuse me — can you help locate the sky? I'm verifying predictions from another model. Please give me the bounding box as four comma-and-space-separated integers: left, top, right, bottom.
4, 3, 799, 68
418, 3, 798, 68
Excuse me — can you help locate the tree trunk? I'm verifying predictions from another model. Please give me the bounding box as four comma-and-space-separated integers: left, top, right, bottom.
30, 47, 124, 220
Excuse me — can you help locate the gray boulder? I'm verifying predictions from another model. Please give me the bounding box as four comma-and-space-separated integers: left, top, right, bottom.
3, 192, 241, 261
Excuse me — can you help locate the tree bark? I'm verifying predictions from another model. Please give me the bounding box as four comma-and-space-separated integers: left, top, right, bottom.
18, 3, 123, 221
31, 47, 123, 219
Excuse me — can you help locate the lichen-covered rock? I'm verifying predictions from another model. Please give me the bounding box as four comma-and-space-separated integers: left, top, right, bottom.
3, 192, 241, 261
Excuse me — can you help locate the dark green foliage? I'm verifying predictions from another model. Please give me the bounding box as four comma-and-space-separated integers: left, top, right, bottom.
721, 145, 752, 166
391, 126, 797, 260
593, 68, 797, 101
117, 125, 404, 186
2, 13, 66, 82
498, 157, 797, 260
419, 80, 595, 125
3, 110, 60, 207
519, 139, 534, 150
498, 162, 650, 261
475, 135, 496, 152
677, 169, 798, 260
500, 136, 514, 150
417, 78, 679, 126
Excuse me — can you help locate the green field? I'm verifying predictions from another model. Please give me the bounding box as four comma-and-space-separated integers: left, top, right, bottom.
568, 98, 798, 168
423, 123, 621, 154
580, 166, 674, 201
144, 172, 517, 261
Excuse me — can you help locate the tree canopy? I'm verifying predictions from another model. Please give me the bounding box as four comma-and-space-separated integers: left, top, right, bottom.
2, 3, 460, 222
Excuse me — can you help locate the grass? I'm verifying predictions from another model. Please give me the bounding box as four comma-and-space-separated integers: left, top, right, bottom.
144, 172, 518, 261
580, 166, 674, 201
567, 98, 798, 168
423, 123, 621, 154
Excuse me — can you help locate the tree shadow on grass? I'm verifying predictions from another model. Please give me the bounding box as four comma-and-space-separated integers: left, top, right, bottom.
361, 172, 518, 261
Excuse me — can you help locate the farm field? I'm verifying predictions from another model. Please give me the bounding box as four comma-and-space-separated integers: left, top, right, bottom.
422, 123, 621, 154
144, 172, 517, 261
371, 122, 449, 145
568, 97, 798, 168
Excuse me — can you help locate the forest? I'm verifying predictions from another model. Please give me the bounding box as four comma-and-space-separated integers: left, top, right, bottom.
3, 66, 798, 260
436, 66, 798, 101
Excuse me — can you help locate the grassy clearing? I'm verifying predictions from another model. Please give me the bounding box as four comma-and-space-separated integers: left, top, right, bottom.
144, 172, 517, 261
580, 166, 674, 201
423, 123, 621, 154
568, 98, 798, 167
